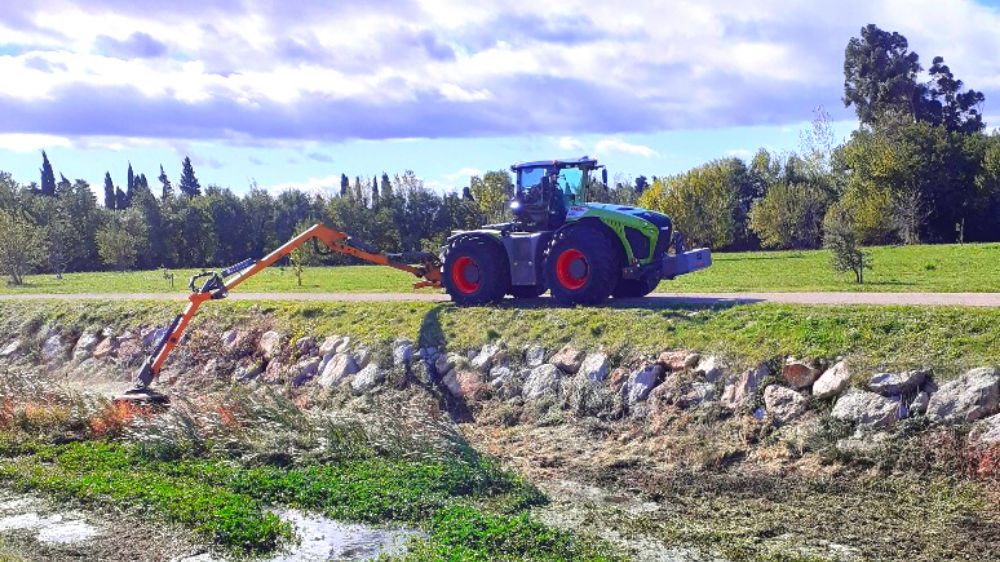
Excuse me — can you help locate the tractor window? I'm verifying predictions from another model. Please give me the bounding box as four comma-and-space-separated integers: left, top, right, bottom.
557, 168, 584, 198
519, 168, 545, 191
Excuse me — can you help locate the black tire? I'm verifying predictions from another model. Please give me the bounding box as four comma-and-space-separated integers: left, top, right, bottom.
443, 236, 510, 305
613, 273, 660, 298
510, 285, 547, 299
544, 224, 621, 305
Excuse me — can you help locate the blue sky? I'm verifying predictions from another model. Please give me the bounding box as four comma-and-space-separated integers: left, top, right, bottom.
1, 0, 998, 195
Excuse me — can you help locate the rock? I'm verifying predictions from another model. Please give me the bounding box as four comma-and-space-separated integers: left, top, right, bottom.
316, 353, 359, 388
909, 391, 930, 416
351, 363, 385, 394
0, 340, 20, 358
393, 339, 414, 366
292, 357, 321, 386
294, 336, 316, 355
441, 370, 462, 397
653, 378, 717, 409
221, 329, 240, 349
455, 370, 486, 399
968, 413, 1000, 446
926, 367, 1000, 423
318, 335, 346, 357
867, 369, 928, 396
487, 366, 522, 398
658, 350, 699, 372
781, 358, 821, 390
625, 363, 664, 404
142, 327, 168, 347
813, 361, 851, 399
259, 331, 283, 359
523, 364, 562, 400
764, 385, 809, 424
471, 342, 506, 371
72, 332, 100, 361
694, 355, 723, 382
434, 353, 453, 376
262, 358, 285, 383
578, 353, 609, 381
721, 363, 768, 409
525, 345, 546, 367
550, 345, 585, 374
201, 358, 220, 377
488, 366, 512, 386
682, 382, 717, 408
92, 338, 115, 360
41, 334, 65, 362
608, 368, 629, 391
234, 362, 262, 381
831, 389, 902, 429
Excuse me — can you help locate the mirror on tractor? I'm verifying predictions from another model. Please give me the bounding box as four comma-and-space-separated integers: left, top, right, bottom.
602, 168, 608, 185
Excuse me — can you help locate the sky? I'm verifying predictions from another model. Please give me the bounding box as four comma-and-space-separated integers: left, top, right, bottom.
1, 0, 999, 196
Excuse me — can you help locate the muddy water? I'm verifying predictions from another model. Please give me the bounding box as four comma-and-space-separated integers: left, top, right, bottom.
267, 509, 423, 561
0, 495, 100, 545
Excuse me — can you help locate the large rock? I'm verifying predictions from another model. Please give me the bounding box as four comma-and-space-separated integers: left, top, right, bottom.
523, 364, 562, 400
393, 339, 414, 366
781, 358, 822, 390
658, 350, 699, 372
867, 369, 928, 396
926, 367, 1000, 423
234, 362, 262, 381
813, 361, 851, 399
471, 342, 506, 371
351, 363, 385, 394
294, 336, 317, 356
142, 327, 168, 348
721, 363, 769, 409
221, 329, 242, 350
968, 413, 1000, 446
316, 353, 359, 388
72, 332, 100, 361
41, 334, 65, 362
910, 391, 930, 416
354, 346, 371, 368
525, 345, 546, 368
831, 389, 902, 429
764, 385, 808, 424
259, 331, 283, 359
694, 355, 724, 382
625, 363, 664, 404
488, 366, 522, 399
262, 358, 285, 383
319, 335, 348, 357
550, 345, 585, 374
579, 352, 610, 381
0, 340, 20, 358
292, 357, 322, 386
92, 338, 115, 360
441, 369, 484, 399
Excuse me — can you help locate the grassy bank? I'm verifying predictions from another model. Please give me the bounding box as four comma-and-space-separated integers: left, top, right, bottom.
3, 242, 1000, 295
3, 299, 998, 380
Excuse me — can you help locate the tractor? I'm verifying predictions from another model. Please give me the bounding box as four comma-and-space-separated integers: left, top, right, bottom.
442, 157, 711, 306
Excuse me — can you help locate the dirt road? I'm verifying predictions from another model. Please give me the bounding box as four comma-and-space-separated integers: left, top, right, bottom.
2, 291, 999, 307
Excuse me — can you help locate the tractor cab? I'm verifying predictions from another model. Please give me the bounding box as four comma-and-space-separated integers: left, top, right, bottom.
510, 157, 604, 232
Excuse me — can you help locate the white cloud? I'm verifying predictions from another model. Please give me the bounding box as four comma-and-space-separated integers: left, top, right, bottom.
446, 167, 484, 181
264, 174, 340, 196
594, 137, 659, 158
557, 136, 584, 151
0, 134, 72, 152
725, 148, 753, 159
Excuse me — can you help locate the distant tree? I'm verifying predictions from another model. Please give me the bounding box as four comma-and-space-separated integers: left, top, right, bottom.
0, 209, 46, 285
469, 170, 512, 224
115, 187, 128, 210
371, 175, 379, 207
97, 213, 141, 271
38, 151, 56, 197
340, 173, 349, 197
158, 164, 173, 199
749, 183, 829, 249
634, 175, 648, 194
46, 215, 75, 279
56, 173, 72, 197
126, 162, 135, 205
380, 172, 393, 200
179, 156, 201, 197
823, 205, 870, 283
461, 186, 473, 200
843, 24, 922, 126
103, 172, 116, 210
920, 56, 985, 133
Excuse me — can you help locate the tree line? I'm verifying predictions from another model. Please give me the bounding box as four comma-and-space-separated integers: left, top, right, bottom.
639, 24, 1000, 251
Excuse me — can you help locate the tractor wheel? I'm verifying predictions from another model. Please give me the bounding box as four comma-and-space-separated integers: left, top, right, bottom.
443, 237, 510, 306
544, 224, 621, 305
613, 273, 660, 298
510, 285, 547, 299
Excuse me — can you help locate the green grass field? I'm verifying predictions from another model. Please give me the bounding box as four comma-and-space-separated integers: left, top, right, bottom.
3, 242, 1000, 294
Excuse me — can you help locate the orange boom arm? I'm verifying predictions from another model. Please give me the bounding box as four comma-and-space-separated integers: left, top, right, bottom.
124, 224, 441, 398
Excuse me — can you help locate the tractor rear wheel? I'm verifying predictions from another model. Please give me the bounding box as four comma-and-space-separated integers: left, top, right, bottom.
544, 224, 620, 305
443, 237, 510, 305
613, 273, 660, 298
510, 285, 547, 299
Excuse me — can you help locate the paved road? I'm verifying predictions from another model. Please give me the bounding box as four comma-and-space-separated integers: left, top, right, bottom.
2, 291, 999, 307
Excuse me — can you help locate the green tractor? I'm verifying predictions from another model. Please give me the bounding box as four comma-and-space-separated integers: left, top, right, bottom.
441, 157, 712, 306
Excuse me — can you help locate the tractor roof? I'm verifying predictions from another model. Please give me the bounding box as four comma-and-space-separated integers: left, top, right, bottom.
510, 156, 599, 171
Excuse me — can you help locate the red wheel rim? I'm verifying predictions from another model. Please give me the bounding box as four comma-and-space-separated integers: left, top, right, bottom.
451, 256, 481, 294
555, 248, 588, 290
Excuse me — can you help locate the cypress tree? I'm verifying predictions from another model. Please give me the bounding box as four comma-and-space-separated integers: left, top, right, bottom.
115, 187, 128, 210
40, 151, 56, 196
103, 172, 116, 210
380, 172, 392, 199
372, 175, 379, 206
158, 165, 173, 199
126, 162, 135, 205
179, 156, 201, 197
340, 174, 349, 197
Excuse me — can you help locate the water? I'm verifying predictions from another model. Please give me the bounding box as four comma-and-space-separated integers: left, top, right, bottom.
268, 509, 424, 561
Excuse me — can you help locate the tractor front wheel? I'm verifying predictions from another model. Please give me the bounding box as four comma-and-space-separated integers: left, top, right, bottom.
443, 237, 510, 305
544, 225, 620, 305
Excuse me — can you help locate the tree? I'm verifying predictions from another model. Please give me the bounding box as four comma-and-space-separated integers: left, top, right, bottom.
843, 24, 922, 126
126, 162, 135, 206
920, 56, 985, 133
340, 174, 349, 197
97, 216, 139, 271
749, 183, 829, 249
371, 175, 379, 207
469, 170, 512, 225
380, 172, 393, 201
103, 172, 116, 210
115, 187, 129, 210
823, 205, 870, 284
179, 156, 201, 197
0, 209, 46, 285
39, 151, 56, 197
158, 165, 173, 199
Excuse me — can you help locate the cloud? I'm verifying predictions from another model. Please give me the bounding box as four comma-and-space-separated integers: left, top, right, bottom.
1, 0, 999, 142
558, 136, 585, 151
306, 152, 334, 163
725, 148, 753, 159
0, 133, 71, 152
594, 137, 659, 158
265, 174, 341, 196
